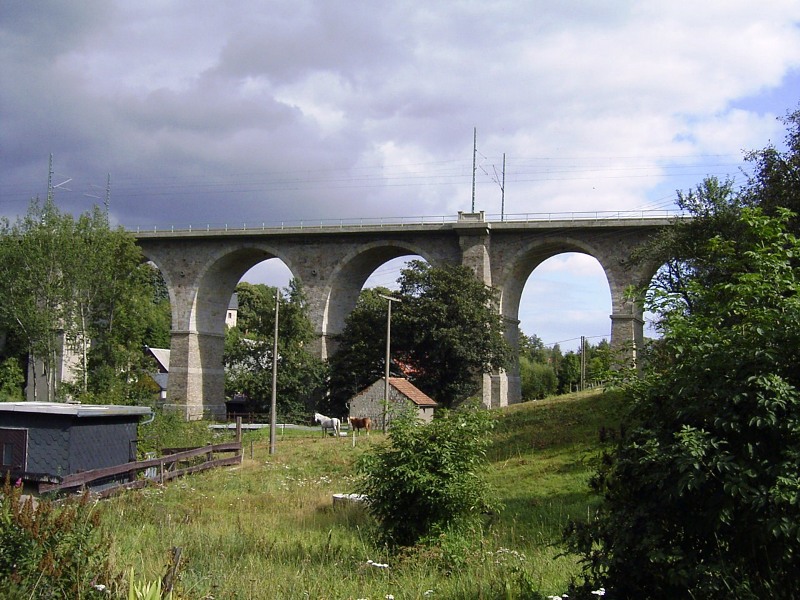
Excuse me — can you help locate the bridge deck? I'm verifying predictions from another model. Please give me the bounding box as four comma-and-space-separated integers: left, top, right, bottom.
133, 210, 681, 238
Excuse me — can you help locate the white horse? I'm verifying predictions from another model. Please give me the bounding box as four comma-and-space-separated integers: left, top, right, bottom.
314, 412, 341, 438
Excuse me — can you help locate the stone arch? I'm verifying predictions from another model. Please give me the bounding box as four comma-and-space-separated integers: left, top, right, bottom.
137, 254, 177, 321
496, 235, 616, 322
143, 241, 300, 419
494, 234, 618, 405
321, 240, 440, 358
139, 241, 300, 335
191, 243, 299, 335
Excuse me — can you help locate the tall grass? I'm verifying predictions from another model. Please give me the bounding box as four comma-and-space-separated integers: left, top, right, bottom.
100, 389, 624, 598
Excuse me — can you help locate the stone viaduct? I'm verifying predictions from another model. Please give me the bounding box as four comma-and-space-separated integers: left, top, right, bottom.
135, 211, 669, 420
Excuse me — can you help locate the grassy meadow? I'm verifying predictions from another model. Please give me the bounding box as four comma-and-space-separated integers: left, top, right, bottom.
102, 389, 625, 599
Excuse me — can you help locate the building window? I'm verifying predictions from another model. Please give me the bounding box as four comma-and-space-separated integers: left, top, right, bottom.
2, 443, 12, 466
0, 428, 27, 471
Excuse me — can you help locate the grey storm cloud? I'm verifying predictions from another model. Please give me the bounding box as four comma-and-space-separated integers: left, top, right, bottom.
1, 0, 799, 230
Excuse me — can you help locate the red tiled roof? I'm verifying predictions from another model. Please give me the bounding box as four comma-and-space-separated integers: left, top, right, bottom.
388, 377, 438, 407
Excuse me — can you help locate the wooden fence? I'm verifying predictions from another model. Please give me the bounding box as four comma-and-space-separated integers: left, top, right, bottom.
37, 441, 242, 498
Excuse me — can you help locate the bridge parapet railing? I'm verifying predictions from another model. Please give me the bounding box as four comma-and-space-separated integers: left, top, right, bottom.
494, 209, 682, 223
131, 209, 682, 234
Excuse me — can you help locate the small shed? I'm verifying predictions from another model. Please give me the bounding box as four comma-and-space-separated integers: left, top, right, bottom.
0, 402, 152, 489
349, 377, 438, 430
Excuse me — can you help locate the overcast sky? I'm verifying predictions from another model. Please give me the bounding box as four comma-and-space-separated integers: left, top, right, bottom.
2, 1, 799, 350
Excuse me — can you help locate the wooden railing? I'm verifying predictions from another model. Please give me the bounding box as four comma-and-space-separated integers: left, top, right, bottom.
38, 441, 242, 498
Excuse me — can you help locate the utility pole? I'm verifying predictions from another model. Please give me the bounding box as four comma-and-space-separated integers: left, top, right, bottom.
471, 127, 477, 213
580, 335, 586, 391
269, 288, 280, 455
379, 294, 401, 433
501, 153, 506, 221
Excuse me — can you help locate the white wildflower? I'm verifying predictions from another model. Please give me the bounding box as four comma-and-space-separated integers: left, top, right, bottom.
366, 558, 389, 568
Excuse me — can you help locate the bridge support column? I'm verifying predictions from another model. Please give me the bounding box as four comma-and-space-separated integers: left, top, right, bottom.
610, 312, 644, 370
485, 371, 511, 408
162, 330, 227, 421
456, 211, 512, 408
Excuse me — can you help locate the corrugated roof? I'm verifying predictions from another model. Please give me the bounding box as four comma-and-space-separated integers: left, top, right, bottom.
0, 402, 152, 417
388, 377, 438, 407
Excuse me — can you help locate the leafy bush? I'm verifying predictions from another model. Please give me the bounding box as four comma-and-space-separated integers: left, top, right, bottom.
0, 357, 24, 400
0, 475, 117, 598
136, 408, 215, 457
519, 356, 558, 400
564, 208, 800, 599
355, 402, 499, 548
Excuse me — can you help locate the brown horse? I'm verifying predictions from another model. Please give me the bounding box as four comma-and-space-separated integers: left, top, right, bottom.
349, 416, 372, 436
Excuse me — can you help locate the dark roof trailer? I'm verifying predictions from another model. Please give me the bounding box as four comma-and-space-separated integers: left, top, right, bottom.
0, 402, 152, 489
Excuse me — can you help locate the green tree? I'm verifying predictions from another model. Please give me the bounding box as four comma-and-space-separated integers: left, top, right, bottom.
139, 263, 172, 350
66, 206, 159, 400
329, 263, 510, 411
234, 281, 277, 335
395, 261, 511, 407
518, 333, 549, 363
519, 356, 557, 399
0, 197, 165, 404
565, 207, 800, 598
557, 351, 580, 393
0, 357, 24, 400
327, 287, 394, 415
633, 176, 744, 316
742, 106, 800, 229
0, 198, 68, 401
355, 403, 498, 548
586, 338, 612, 384
224, 281, 326, 418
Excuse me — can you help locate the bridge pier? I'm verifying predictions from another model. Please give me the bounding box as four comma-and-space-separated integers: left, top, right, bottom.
456, 212, 511, 408
610, 311, 645, 370
162, 330, 227, 420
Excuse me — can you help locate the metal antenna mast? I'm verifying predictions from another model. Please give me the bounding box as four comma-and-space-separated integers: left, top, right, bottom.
47, 153, 54, 202
501, 153, 506, 221
104, 173, 111, 215
471, 128, 477, 212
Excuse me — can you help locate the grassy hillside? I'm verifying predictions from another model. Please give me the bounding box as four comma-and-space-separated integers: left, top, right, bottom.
102, 389, 625, 599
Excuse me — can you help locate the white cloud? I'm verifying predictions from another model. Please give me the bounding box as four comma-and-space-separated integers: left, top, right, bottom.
2, 0, 799, 346
4, 0, 798, 224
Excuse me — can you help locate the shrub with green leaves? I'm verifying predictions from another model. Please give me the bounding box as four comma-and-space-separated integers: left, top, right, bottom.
355, 402, 499, 548
0, 357, 24, 400
0, 475, 117, 598
136, 408, 215, 457
565, 208, 800, 599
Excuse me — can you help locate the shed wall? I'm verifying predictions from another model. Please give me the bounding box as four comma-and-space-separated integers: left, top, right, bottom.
70, 419, 138, 472
0, 412, 139, 476
349, 380, 434, 430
